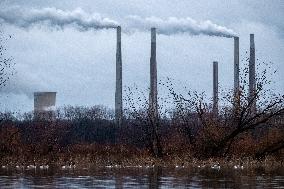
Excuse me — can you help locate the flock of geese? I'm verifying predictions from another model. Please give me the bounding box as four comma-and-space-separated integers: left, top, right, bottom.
1, 163, 75, 170
1, 164, 50, 170
1, 162, 244, 170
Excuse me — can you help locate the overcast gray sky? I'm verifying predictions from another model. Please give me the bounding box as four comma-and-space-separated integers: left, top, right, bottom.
0, 0, 283, 112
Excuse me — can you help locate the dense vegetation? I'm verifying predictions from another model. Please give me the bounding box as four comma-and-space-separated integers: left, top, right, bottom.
0, 88, 283, 166
0, 29, 283, 167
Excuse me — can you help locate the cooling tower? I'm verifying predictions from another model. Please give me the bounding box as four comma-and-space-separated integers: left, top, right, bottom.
34, 92, 56, 120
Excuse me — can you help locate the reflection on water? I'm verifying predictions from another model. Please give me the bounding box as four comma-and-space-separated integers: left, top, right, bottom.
0, 167, 283, 188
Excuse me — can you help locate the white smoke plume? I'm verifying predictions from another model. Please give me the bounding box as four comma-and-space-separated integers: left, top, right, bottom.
0, 7, 119, 30
0, 7, 237, 37
126, 15, 237, 38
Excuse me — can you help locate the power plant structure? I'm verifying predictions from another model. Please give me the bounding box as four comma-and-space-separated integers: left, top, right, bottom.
30, 29, 257, 123
234, 36, 240, 112
149, 28, 158, 120
111, 28, 256, 120
213, 61, 219, 116
115, 26, 123, 126
34, 92, 56, 120
249, 34, 256, 114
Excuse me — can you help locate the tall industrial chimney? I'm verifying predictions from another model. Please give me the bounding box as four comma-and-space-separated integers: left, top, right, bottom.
34, 92, 56, 120
149, 28, 158, 118
249, 34, 256, 114
234, 37, 240, 112
213, 61, 218, 116
115, 26, 123, 126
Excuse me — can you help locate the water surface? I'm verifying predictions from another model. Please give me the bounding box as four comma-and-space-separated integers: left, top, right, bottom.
0, 167, 283, 188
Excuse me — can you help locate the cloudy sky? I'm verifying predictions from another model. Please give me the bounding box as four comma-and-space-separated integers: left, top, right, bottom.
0, 0, 283, 113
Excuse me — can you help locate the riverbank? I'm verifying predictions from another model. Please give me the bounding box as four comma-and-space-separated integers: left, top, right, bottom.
1, 162, 284, 189
1, 152, 283, 171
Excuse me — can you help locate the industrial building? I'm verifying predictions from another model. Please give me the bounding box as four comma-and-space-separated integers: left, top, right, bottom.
34, 92, 56, 120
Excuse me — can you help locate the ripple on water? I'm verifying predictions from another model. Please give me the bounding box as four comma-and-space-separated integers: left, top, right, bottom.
0, 168, 283, 188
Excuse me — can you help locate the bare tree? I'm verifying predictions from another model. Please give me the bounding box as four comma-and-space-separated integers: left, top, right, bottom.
0, 28, 16, 157
0, 28, 14, 89
168, 60, 284, 158
124, 85, 163, 158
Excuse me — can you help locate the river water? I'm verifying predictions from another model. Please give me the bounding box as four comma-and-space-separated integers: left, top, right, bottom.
0, 167, 283, 188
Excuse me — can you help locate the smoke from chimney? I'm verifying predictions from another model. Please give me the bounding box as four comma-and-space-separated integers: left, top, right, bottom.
126, 15, 237, 38
0, 7, 119, 30
0, 7, 237, 37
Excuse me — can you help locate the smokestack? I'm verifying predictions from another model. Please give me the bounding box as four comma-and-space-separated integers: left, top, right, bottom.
149, 28, 158, 118
115, 26, 123, 126
213, 61, 218, 116
234, 37, 240, 111
249, 34, 256, 114
34, 92, 56, 120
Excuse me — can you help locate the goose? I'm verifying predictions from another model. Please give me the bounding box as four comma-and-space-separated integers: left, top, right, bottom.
39, 165, 49, 169
62, 162, 74, 169
233, 162, 244, 170
28, 164, 36, 169
211, 163, 221, 170
197, 163, 206, 168
68, 162, 76, 169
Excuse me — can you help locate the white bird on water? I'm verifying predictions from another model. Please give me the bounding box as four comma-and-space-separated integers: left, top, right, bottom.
211, 163, 221, 170
61, 163, 75, 169
233, 163, 244, 170
175, 163, 185, 169
27, 164, 36, 169
15, 165, 24, 170
39, 165, 49, 170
